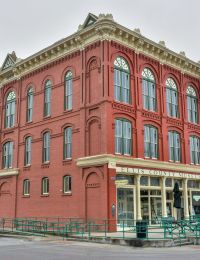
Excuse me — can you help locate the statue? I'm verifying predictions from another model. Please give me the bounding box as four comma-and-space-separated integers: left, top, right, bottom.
173, 182, 181, 209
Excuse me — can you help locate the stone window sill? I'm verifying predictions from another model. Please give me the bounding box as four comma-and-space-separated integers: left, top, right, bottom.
22, 195, 30, 198
62, 159, 72, 165
62, 192, 72, 196
41, 194, 49, 197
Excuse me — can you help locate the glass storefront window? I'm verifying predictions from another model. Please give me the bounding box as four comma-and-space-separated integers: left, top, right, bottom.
188, 180, 199, 189
140, 176, 148, 186
116, 175, 134, 185
141, 190, 148, 196
150, 190, 161, 196
165, 178, 172, 187
150, 177, 160, 186
141, 197, 149, 221
166, 191, 173, 200
192, 191, 200, 215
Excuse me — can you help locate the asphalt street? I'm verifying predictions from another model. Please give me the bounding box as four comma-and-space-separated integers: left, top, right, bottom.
0, 237, 200, 260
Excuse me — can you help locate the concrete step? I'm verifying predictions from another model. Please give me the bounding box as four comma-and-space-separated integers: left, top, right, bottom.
173, 238, 193, 246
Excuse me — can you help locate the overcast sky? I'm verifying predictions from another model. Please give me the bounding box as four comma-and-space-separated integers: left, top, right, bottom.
0, 0, 200, 64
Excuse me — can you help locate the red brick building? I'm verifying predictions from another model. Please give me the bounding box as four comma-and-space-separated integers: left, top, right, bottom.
0, 13, 200, 224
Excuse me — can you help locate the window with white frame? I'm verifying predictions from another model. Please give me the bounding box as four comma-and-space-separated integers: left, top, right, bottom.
44, 80, 51, 117
114, 57, 130, 104
42, 177, 49, 194
190, 136, 200, 165
64, 71, 73, 110
3, 141, 13, 168
115, 119, 132, 155
187, 86, 198, 124
27, 87, 33, 122
5, 91, 16, 128
24, 136, 32, 166
142, 68, 156, 111
166, 78, 179, 118
168, 131, 181, 162
23, 179, 30, 195
63, 175, 71, 193
144, 125, 158, 159
64, 127, 72, 159
43, 132, 50, 163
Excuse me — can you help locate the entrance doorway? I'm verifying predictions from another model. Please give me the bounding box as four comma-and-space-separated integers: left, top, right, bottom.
141, 190, 162, 224
117, 188, 134, 227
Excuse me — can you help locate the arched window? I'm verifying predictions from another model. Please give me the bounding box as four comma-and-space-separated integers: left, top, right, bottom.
115, 118, 132, 155
23, 179, 30, 196
166, 78, 179, 118
187, 86, 198, 123
43, 132, 50, 163
114, 57, 130, 104
24, 136, 32, 166
168, 131, 181, 162
63, 175, 71, 193
190, 136, 200, 164
44, 80, 51, 117
142, 68, 156, 111
64, 127, 72, 159
144, 125, 158, 159
42, 177, 49, 195
27, 87, 33, 122
2, 141, 13, 168
64, 71, 73, 110
5, 91, 16, 128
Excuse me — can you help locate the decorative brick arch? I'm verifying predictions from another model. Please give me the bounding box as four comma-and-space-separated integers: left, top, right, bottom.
86, 56, 101, 104
86, 116, 101, 156
0, 181, 14, 218
85, 171, 102, 221
86, 56, 101, 73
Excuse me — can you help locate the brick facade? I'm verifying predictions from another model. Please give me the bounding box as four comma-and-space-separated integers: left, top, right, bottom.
0, 13, 200, 221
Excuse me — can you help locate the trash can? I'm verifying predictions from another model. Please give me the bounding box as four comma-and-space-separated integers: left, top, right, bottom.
136, 221, 147, 238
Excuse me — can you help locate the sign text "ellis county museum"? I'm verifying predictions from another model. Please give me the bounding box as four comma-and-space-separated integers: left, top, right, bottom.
116, 167, 200, 179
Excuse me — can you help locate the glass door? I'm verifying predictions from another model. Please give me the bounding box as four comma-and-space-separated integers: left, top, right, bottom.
117, 188, 134, 228
150, 197, 162, 224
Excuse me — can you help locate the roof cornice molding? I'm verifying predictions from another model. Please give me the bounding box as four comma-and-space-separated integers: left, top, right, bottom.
76, 154, 200, 174
1, 14, 200, 86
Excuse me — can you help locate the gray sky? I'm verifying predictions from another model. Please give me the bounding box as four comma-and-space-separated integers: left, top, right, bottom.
0, 0, 200, 64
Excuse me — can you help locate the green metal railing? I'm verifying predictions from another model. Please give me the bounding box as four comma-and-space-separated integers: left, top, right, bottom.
0, 217, 200, 243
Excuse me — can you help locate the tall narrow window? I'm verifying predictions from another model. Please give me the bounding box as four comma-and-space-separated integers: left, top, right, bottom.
144, 125, 158, 159
115, 119, 132, 155
142, 68, 156, 111
3, 141, 13, 168
5, 91, 16, 128
63, 175, 71, 193
64, 127, 72, 159
44, 80, 51, 117
190, 136, 200, 164
187, 86, 198, 124
43, 132, 50, 163
114, 57, 130, 104
27, 87, 33, 122
42, 177, 49, 195
23, 179, 30, 196
24, 136, 32, 166
166, 78, 179, 118
64, 71, 73, 110
168, 131, 181, 162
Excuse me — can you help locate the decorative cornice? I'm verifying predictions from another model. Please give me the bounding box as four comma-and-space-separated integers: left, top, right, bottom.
76, 154, 200, 174
1, 14, 200, 87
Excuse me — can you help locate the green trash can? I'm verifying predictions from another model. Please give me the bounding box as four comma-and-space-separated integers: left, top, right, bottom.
136, 221, 147, 238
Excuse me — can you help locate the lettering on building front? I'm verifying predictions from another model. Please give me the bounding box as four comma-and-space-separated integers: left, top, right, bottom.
116, 167, 200, 180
